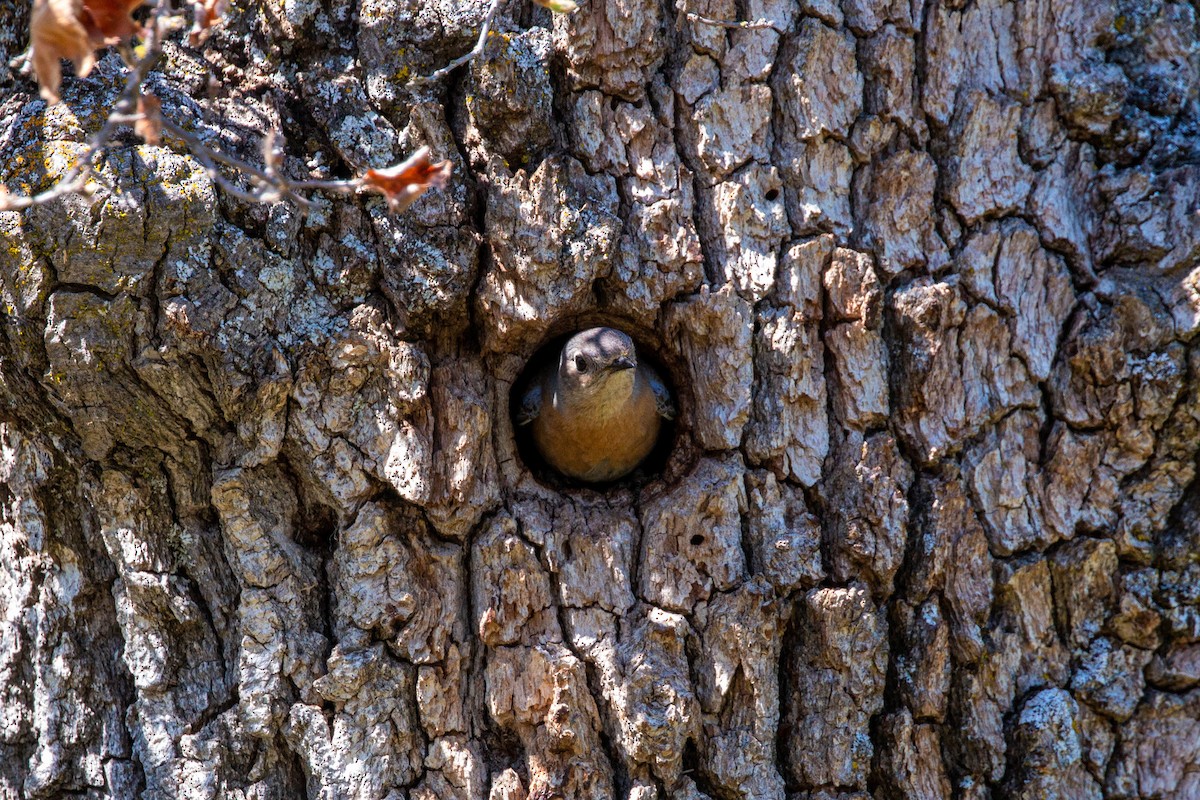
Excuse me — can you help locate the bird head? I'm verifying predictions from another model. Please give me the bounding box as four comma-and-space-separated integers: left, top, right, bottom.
558, 327, 637, 395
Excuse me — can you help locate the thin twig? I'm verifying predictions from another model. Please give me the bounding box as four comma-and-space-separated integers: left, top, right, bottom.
409, 0, 505, 86
161, 118, 273, 182
163, 118, 304, 205
288, 178, 361, 192
182, 136, 277, 204
685, 10, 775, 30
158, 117, 365, 208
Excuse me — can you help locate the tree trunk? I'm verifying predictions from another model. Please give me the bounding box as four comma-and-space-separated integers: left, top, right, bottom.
3, 0, 1200, 798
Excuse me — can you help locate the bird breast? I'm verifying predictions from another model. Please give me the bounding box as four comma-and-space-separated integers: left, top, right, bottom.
532, 369, 661, 482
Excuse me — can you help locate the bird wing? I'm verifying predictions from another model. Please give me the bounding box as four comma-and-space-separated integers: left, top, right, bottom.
515, 382, 542, 425
646, 369, 676, 420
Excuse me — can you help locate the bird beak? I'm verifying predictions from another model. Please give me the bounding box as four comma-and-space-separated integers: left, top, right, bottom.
610, 356, 636, 372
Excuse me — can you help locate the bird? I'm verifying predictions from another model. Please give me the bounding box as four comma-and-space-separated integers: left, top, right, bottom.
516, 327, 675, 483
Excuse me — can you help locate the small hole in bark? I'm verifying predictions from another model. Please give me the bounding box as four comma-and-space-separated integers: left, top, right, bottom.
294, 502, 337, 553
765, 188, 779, 201
278, 453, 337, 555
690, 534, 704, 546
510, 318, 688, 490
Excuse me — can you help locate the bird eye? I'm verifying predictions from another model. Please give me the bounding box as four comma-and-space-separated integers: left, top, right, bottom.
575, 355, 588, 372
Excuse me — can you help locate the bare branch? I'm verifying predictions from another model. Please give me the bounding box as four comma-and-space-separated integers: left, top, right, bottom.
685, 10, 776, 30
157, 117, 373, 210
408, 0, 505, 87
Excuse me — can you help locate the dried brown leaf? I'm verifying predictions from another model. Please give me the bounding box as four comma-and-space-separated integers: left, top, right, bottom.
29, 0, 144, 104
262, 131, 283, 172
82, 0, 145, 41
134, 92, 161, 144
188, 0, 227, 47
359, 146, 453, 214
30, 0, 94, 104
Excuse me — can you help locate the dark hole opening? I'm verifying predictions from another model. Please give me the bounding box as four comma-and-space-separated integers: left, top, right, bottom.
293, 501, 337, 553
510, 327, 678, 490
690, 534, 705, 546
765, 188, 780, 201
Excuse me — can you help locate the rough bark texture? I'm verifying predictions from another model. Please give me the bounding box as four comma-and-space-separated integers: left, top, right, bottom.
2, 0, 1200, 798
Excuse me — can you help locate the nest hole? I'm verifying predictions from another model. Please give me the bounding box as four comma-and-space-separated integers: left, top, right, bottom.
510, 321, 689, 491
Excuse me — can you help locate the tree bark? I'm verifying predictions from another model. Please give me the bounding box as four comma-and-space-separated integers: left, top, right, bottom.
3, 0, 1200, 799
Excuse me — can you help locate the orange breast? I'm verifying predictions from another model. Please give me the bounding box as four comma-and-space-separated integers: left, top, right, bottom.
532, 380, 661, 482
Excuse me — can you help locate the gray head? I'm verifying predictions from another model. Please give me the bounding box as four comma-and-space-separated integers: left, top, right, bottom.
558, 327, 637, 394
